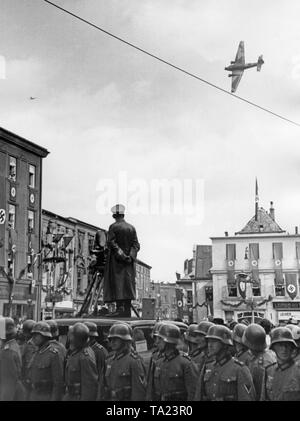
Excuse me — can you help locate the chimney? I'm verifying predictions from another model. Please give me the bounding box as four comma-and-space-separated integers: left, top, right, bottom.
296, 226, 299, 235
225, 231, 228, 237
269, 201, 275, 220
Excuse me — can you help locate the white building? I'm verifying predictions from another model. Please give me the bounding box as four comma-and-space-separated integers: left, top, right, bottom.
211, 201, 300, 325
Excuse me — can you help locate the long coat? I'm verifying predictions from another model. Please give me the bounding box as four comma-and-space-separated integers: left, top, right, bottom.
103, 219, 140, 302
0, 339, 25, 401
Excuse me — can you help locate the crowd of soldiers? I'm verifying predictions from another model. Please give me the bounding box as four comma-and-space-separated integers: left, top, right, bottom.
0, 316, 300, 401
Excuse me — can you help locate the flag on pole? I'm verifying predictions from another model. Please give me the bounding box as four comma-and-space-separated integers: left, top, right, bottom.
255, 178, 259, 221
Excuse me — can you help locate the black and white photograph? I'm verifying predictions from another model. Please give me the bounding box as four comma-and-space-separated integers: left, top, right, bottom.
0, 0, 300, 405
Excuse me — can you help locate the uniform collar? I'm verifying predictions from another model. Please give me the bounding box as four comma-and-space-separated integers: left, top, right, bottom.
39, 342, 51, 354
189, 348, 203, 357
277, 359, 294, 371
216, 353, 231, 366
114, 348, 130, 360
163, 348, 179, 361
236, 349, 247, 358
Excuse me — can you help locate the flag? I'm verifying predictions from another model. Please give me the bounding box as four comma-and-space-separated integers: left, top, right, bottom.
285, 273, 298, 300
255, 178, 259, 221
175, 272, 181, 280
176, 288, 184, 320
52, 233, 64, 244
226, 244, 236, 285
249, 243, 260, 286
63, 236, 73, 249
273, 242, 284, 285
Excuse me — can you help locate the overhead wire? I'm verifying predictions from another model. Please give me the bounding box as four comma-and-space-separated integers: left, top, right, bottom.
43, 0, 300, 128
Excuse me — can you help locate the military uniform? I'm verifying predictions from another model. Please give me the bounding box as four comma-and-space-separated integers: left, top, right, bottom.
90, 341, 108, 400
235, 349, 251, 365
195, 354, 255, 401
21, 338, 37, 399
245, 349, 276, 400
105, 348, 146, 401
0, 339, 25, 401
64, 346, 98, 401
28, 342, 64, 401
265, 360, 300, 401
149, 349, 197, 401
189, 348, 214, 375
49, 339, 67, 365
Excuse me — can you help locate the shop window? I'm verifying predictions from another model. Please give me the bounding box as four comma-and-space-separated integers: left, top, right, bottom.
29, 164, 36, 188
9, 156, 16, 181
8, 204, 16, 229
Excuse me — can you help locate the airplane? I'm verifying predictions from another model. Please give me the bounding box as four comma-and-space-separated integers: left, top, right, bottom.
29, 96, 37, 100
225, 41, 264, 93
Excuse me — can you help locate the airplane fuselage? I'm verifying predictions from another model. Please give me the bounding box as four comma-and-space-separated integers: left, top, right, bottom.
225, 62, 258, 71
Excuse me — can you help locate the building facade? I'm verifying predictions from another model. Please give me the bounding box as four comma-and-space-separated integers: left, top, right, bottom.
135, 259, 152, 313
211, 201, 300, 325
41, 210, 106, 318
0, 127, 49, 320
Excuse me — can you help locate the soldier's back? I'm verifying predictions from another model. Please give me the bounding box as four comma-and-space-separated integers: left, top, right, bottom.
0, 339, 25, 401
64, 346, 98, 401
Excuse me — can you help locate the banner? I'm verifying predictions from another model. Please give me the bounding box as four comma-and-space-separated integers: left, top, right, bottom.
237, 274, 247, 299
249, 243, 260, 286
226, 244, 236, 285
175, 288, 184, 320
195, 245, 212, 279
0, 152, 6, 267
273, 242, 284, 286
285, 273, 298, 300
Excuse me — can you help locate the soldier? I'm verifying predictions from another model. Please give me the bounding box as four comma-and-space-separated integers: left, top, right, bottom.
103, 204, 140, 317
84, 321, 108, 400
265, 327, 300, 401
193, 321, 215, 374
232, 323, 251, 364
147, 323, 197, 401
0, 317, 25, 401
104, 323, 146, 401
47, 320, 67, 365
20, 319, 37, 400
28, 321, 64, 401
286, 324, 300, 362
64, 323, 98, 401
242, 323, 276, 401
194, 325, 255, 401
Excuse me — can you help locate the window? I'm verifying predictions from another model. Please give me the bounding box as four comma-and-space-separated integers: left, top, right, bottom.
77, 268, 83, 292
29, 164, 36, 188
78, 231, 85, 255
88, 234, 95, 254
187, 290, 193, 305
275, 285, 285, 296
8, 204, 16, 229
9, 156, 16, 181
252, 286, 261, 296
228, 286, 238, 297
28, 210, 34, 231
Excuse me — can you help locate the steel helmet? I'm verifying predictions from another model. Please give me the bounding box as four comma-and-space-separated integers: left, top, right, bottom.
194, 321, 214, 336
5, 317, 16, 335
158, 323, 181, 345
46, 320, 59, 338
184, 324, 200, 343
84, 321, 99, 337
242, 324, 266, 352
32, 321, 52, 338
232, 323, 247, 345
22, 319, 36, 335
152, 321, 166, 338
270, 327, 297, 349
286, 324, 300, 342
108, 323, 132, 341
206, 325, 233, 346
72, 323, 90, 344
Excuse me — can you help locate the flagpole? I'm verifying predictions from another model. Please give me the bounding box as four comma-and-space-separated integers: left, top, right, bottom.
255, 178, 259, 222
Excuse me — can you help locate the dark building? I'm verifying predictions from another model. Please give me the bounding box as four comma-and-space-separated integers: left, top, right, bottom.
0, 127, 49, 320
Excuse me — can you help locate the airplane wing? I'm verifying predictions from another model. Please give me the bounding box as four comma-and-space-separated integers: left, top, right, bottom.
231, 70, 244, 93
234, 41, 245, 64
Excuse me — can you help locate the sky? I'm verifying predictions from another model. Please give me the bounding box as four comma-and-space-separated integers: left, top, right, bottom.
1, 0, 300, 282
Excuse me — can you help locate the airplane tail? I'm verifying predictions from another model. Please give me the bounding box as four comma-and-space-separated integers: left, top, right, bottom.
257, 55, 264, 71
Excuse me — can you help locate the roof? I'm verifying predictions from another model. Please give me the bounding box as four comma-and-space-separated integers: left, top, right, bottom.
135, 259, 152, 270
235, 207, 285, 235
0, 126, 49, 158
